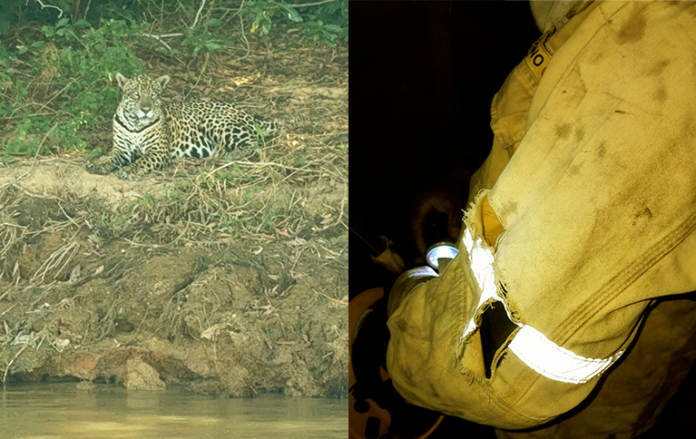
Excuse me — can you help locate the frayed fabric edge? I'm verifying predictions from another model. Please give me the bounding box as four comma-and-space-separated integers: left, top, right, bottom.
463, 189, 490, 234
455, 191, 521, 381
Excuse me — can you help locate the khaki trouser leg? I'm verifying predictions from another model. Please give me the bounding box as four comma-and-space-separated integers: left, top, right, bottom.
496, 298, 696, 439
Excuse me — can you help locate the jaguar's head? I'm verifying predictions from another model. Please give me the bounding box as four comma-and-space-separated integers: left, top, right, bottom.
116, 73, 170, 128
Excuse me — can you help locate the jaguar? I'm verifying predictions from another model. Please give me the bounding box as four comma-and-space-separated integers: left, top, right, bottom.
85, 73, 281, 180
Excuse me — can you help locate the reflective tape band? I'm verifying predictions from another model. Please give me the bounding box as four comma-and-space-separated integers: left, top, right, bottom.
509, 326, 624, 384
459, 227, 623, 384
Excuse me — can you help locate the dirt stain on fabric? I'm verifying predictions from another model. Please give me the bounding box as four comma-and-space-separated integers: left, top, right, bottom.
396, 318, 414, 336
666, 1, 696, 18
653, 85, 667, 103
647, 59, 670, 77
499, 201, 518, 218
555, 123, 572, 140
616, 5, 647, 45
632, 206, 653, 226
597, 141, 607, 159
575, 125, 586, 143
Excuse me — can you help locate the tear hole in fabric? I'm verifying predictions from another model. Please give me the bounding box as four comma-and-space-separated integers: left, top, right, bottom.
480, 302, 518, 379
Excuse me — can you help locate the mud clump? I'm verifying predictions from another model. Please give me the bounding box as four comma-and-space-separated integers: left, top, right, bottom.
125, 358, 166, 391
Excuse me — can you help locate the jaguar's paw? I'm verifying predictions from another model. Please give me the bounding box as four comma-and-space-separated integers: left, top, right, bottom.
85, 157, 114, 175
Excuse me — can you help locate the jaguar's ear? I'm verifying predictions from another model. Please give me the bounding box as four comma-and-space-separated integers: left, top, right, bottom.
156, 75, 170, 89
116, 73, 128, 88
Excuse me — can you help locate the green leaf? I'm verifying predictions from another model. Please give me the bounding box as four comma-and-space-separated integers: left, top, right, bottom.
323, 24, 343, 33
323, 32, 337, 44
251, 13, 265, 33
203, 18, 223, 27
30, 41, 46, 50
57, 18, 70, 28
41, 25, 55, 38
75, 19, 92, 29
281, 4, 303, 22
204, 42, 221, 51
261, 20, 271, 35
16, 45, 28, 55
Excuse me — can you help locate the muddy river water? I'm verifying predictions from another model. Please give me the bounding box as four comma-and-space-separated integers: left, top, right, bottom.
0, 383, 347, 438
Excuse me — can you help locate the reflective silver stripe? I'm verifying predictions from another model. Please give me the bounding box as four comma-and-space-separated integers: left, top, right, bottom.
509, 326, 624, 384
459, 227, 623, 384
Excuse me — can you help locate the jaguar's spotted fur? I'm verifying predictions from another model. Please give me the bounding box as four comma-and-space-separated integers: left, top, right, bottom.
85, 73, 281, 180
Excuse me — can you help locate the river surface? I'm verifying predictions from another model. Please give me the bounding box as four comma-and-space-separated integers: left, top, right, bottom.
0, 383, 347, 438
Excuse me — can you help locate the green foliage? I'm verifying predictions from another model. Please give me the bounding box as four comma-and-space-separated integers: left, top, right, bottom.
301, 20, 345, 46
0, 13, 144, 159
0, 0, 346, 159
0, 0, 29, 35
243, 1, 303, 35
241, 0, 348, 46
299, 0, 348, 46
181, 18, 236, 56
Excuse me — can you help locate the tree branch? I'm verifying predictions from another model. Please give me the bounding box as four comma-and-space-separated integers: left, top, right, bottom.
36, 0, 64, 18
191, 0, 207, 28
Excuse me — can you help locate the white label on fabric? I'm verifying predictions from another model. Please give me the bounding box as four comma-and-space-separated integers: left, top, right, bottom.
459, 227, 624, 384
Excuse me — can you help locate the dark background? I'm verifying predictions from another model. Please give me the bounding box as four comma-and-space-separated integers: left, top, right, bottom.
349, 1, 539, 298
348, 2, 695, 438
